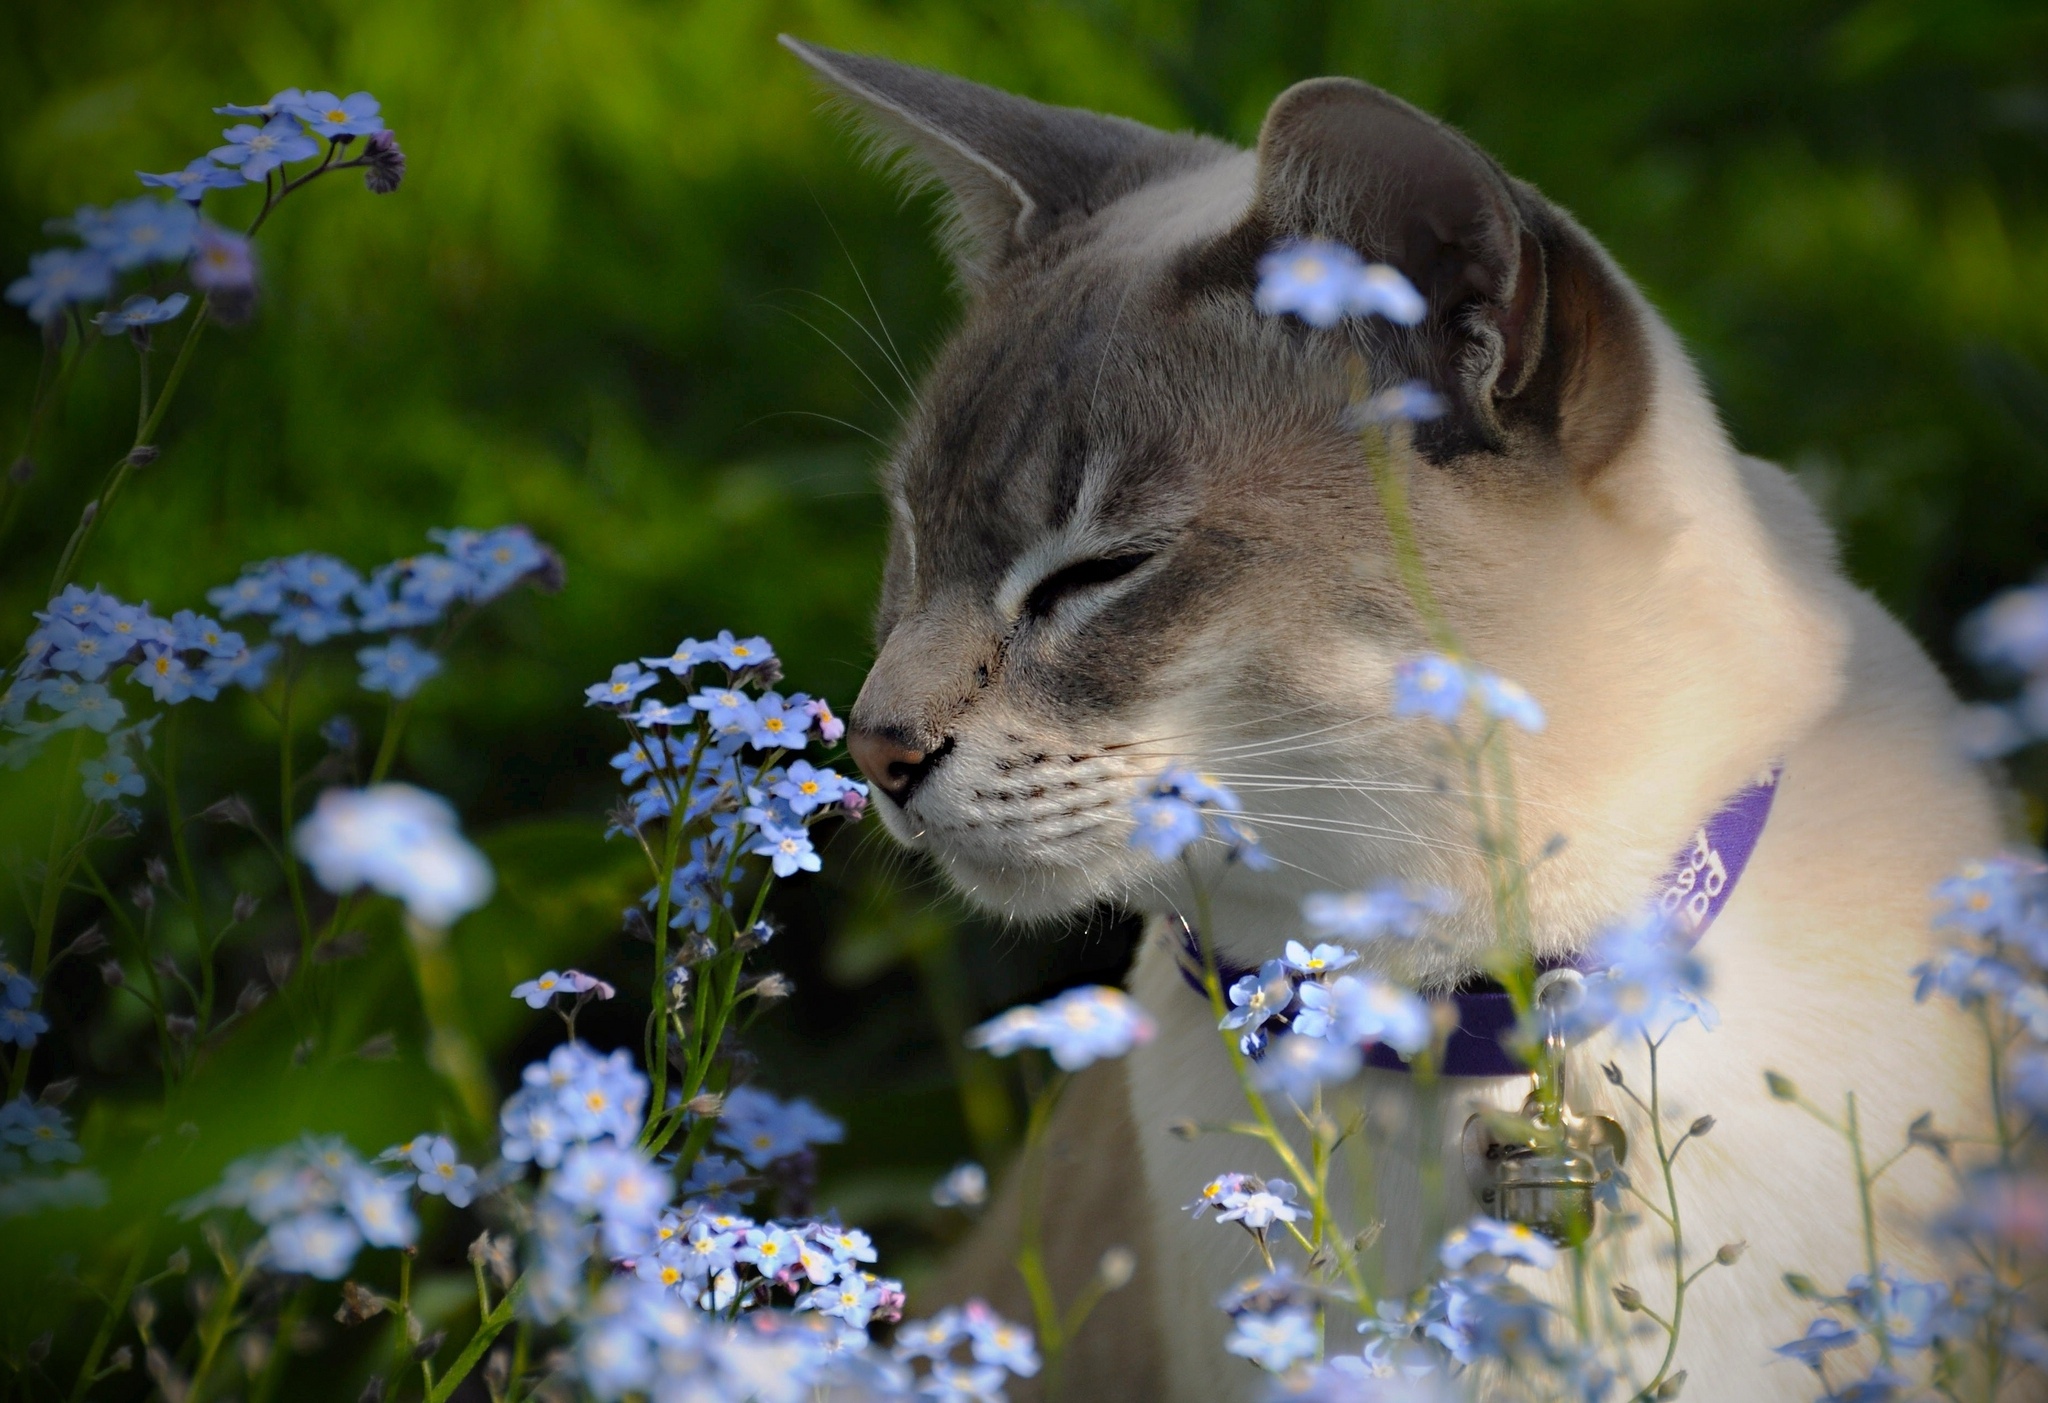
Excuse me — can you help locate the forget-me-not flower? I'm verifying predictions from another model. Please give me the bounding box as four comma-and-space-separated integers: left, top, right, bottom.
211, 116, 321, 181
6, 248, 115, 324
292, 91, 383, 139
138, 158, 246, 203
356, 636, 442, 699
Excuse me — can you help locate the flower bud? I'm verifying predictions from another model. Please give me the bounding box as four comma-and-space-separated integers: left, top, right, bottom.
1612, 1283, 1643, 1312
166, 1014, 197, 1042
165, 1247, 191, 1274
132, 1294, 157, 1331
125, 445, 160, 469
359, 1376, 388, 1403
1602, 1061, 1625, 1087
1688, 1115, 1716, 1138
201, 794, 257, 828
410, 1331, 445, 1363
232, 892, 260, 923
753, 973, 792, 1002
265, 950, 297, 988
236, 981, 267, 1016
8, 455, 35, 485
25, 1333, 49, 1364
40, 1077, 77, 1106
1764, 1070, 1797, 1101
132, 884, 156, 913
1097, 1246, 1136, 1290
1715, 1241, 1746, 1266
70, 923, 108, 956
145, 856, 169, 887
1783, 1272, 1820, 1298
237, 1332, 271, 1377
355, 1032, 399, 1062
100, 959, 125, 987
1167, 1119, 1200, 1142
1656, 1371, 1687, 1399
151, 954, 178, 979
686, 1092, 724, 1117
106, 1346, 133, 1373
1908, 1111, 1952, 1160
362, 131, 406, 194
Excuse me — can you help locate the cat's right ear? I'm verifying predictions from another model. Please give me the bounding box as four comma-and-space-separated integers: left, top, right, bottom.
781, 37, 1204, 290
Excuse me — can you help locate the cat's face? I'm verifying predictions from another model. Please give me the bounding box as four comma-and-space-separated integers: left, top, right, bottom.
789, 43, 1650, 922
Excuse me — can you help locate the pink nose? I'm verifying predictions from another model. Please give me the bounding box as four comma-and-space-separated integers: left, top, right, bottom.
847, 727, 935, 807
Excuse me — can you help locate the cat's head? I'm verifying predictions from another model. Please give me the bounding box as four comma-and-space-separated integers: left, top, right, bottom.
784, 39, 1664, 926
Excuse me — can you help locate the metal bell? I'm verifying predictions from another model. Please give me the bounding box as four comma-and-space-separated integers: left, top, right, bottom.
1459, 970, 1626, 1246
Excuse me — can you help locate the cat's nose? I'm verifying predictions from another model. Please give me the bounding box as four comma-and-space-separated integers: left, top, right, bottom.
848, 725, 943, 808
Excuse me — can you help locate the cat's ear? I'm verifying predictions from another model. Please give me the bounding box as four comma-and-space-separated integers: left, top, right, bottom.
781, 36, 1205, 288
1242, 77, 1650, 477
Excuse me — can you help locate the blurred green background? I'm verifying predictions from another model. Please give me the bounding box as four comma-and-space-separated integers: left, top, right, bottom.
2, 0, 2046, 1389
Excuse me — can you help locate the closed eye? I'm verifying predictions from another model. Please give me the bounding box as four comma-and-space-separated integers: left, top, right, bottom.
1024, 551, 1154, 619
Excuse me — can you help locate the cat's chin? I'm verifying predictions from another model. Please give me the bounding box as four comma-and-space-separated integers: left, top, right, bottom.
927, 850, 1116, 923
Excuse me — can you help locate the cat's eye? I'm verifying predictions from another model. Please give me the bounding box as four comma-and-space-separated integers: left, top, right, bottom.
1023, 551, 1155, 619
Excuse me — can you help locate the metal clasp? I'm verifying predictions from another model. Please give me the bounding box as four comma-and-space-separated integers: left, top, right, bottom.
1460, 969, 1626, 1245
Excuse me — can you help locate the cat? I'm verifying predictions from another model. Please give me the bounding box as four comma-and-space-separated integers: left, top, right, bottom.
782, 36, 2010, 1401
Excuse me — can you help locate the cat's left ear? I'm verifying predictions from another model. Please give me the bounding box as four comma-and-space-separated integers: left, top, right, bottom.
1216, 77, 1651, 478
781, 37, 1214, 289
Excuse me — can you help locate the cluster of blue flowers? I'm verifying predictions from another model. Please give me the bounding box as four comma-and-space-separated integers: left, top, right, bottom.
182, 1135, 421, 1279
5, 87, 401, 329
1956, 582, 2048, 758
965, 985, 1157, 1072
589, 632, 862, 916
2, 526, 554, 817
1128, 766, 1273, 866
0, 957, 49, 1050
293, 782, 496, 927
1392, 652, 1548, 733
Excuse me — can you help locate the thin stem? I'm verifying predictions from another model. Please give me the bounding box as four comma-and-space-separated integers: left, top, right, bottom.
1013, 1074, 1069, 1399
425, 1276, 527, 1403
1640, 1040, 1688, 1398
1846, 1092, 1895, 1367
275, 652, 314, 966
66, 1227, 153, 1403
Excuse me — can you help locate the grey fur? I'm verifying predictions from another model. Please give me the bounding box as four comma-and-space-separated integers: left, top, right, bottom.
785, 40, 1653, 920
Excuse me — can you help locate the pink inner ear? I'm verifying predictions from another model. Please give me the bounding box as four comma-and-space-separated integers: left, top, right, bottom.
1493, 228, 1546, 399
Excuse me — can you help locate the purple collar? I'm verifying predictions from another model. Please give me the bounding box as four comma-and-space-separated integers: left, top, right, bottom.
1177, 765, 1783, 1077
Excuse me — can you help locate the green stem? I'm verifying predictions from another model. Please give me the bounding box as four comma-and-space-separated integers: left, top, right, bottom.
248, 1285, 309, 1403
1639, 1040, 1687, 1399
184, 1261, 249, 1402
10, 732, 88, 1098
1013, 1076, 1069, 1399
425, 1276, 527, 1403
1846, 1092, 1894, 1366
44, 299, 212, 603
276, 654, 314, 967
67, 1227, 153, 1403
162, 713, 214, 1026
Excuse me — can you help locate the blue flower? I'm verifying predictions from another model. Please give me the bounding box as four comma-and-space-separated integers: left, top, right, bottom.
190, 221, 257, 295
203, 642, 279, 692
0, 1004, 49, 1048
749, 822, 821, 877
1320, 972, 1433, 1055
1393, 653, 1469, 723
280, 553, 361, 607
341, 1170, 418, 1248
1251, 1033, 1361, 1101
1220, 960, 1295, 1038
1564, 910, 1716, 1043
356, 637, 442, 699
965, 985, 1156, 1072
1934, 856, 2041, 936
407, 1135, 478, 1208
43, 619, 119, 680
1441, 1216, 1560, 1271
216, 89, 308, 119
293, 784, 494, 926
771, 760, 854, 815
2010, 1049, 2048, 1113
138, 158, 245, 204
1281, 939, 1358, 976
713, 1085, 845, 1169
1475, 671, 1546, 732
210, 116, 320, 181
352, 566, 442, 632
83, 198, 200, 270
1215, 1177, 1300, 1229
1349, 379, 1449, 425
550, 1143, 671, 1255
80, 751, 147, 804
744, 692, 809, 750
630, 698, 694, 727
643, 637, 721, 674
1224, 1305, 1319, 1372
170, 610, 243, 657
931, 1161, 989, 1209
1845, 1266, 1942, 1352
209, 565, 287, 618
1913, 946, 2023, 1007
266, 1210, 364, 1278
513, 971, 576, 1008
0, 1098, 78, 1161
0, 961, 32, 1010
95, 293, 194, 335
430, 525, 551, 601
703, 630, 774, 670
1302, 882, 1455, 941
1832, 1367, 1912, 1403
5, 248, 114, 324
289, 90, 384, 139
588, 662, 659, 710
1962, 585, 2048, 675
1772, 1317, 1859, 1363
1254, 238, 1426, 328
1130, 794, 1203, 859
962, 1304, 1041, 1377
47, 681, 126, 733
